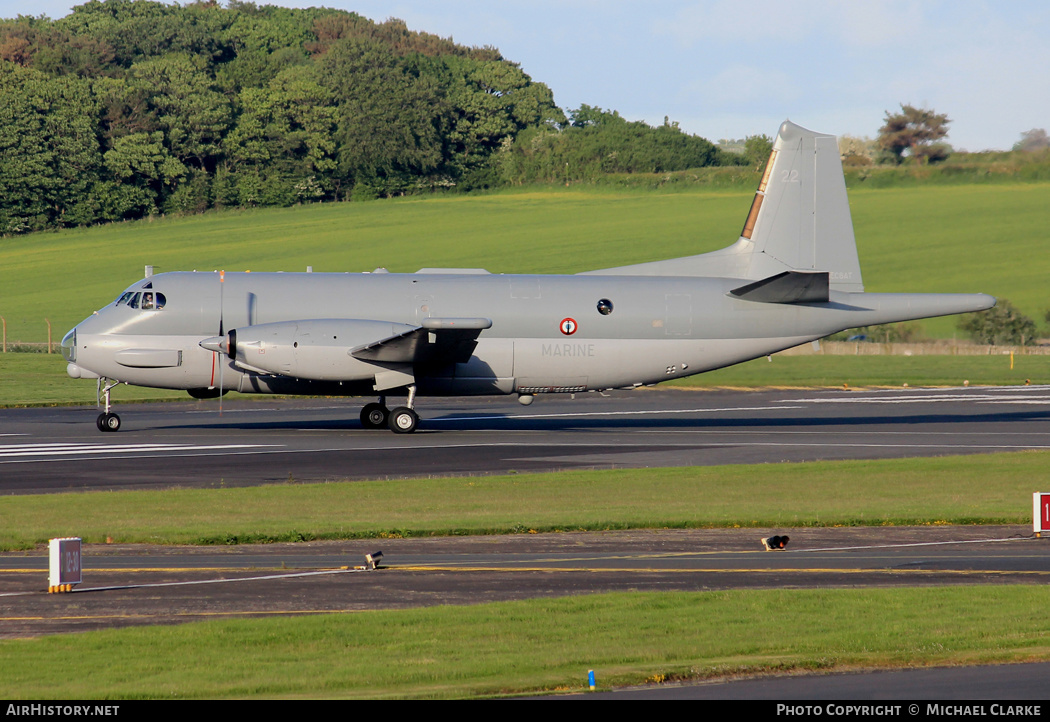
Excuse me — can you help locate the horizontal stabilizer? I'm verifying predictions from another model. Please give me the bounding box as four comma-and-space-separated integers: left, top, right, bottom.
730, 271, 829, 304
351, 318, 492, 365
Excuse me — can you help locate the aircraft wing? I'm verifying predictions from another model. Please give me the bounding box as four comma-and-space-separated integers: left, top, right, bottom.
351, 317, 492, 365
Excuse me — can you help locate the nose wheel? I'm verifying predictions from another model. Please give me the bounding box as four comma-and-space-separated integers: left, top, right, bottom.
96, 412, 121, 432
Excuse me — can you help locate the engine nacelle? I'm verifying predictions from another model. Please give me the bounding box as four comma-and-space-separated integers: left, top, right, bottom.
226, 319, 416, 381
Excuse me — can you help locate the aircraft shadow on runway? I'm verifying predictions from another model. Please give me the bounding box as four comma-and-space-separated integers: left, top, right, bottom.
151, 408, 1050, 433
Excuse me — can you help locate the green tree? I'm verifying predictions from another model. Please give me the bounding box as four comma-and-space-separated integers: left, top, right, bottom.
127, 53, 231, 170
878, 104, 951, 164
102, 130, 187, 217
743, 134, 773, 169
957, 299, 1037, 346
223, 66, 336, 204
0, 62, 104, 233
499, 106, 721, 184
433, 54, 560, 184
1013, 129, 1049, 152
314, 36, 447, 198
215, 1, 319, 91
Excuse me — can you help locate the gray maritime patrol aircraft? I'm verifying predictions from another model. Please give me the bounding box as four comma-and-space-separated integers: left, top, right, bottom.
63, 121, 995, 433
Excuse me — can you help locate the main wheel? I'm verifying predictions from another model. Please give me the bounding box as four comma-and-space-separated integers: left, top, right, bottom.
360, 403, 389, 429
387, 406, 418, 434
97, 412, 121, 432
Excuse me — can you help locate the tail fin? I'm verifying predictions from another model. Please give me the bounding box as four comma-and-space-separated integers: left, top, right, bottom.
582, 121, 864, 292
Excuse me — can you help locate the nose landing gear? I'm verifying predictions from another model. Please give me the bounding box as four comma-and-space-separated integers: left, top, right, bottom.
95, 378, 122, 433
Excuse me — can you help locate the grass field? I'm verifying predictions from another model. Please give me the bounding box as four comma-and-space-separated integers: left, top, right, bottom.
0, 452, 1040, 550
667, 351, 1048, 388
2, 183, 1048, 344
3, 586, 1048, 699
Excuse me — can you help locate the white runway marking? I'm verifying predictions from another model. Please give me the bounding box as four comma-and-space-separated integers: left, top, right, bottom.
0, 442, 280, 461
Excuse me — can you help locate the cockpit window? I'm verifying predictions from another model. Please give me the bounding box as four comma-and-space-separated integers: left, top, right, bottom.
115, 290, 165, 310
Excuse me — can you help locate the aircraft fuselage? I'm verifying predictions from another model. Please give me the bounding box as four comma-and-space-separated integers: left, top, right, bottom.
64, 270, 990, 398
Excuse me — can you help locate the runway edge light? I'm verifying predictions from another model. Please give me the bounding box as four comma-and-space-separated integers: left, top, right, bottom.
1034, 493, 1050, 537
48, 537, 82, 593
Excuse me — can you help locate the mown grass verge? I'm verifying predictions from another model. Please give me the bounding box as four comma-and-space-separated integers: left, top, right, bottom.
663, 352, 1048, 388
1, 451, 1040, 551
3, 587, 1048, 699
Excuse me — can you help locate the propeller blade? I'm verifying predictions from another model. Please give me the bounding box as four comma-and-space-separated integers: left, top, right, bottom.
219, 270, 225, 415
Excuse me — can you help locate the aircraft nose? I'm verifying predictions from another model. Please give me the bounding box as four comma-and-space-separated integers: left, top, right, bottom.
61, 328, 76, 363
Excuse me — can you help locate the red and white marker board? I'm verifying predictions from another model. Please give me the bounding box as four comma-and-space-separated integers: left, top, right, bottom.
1034, 493, 1050, 535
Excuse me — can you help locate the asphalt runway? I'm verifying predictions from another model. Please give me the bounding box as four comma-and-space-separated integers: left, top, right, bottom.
3, 385, 1050, 493
2, 526, 1045, 638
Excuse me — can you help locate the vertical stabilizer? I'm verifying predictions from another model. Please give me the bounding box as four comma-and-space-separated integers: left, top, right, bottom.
582, 121, 865, 292
743, 121, 863, 291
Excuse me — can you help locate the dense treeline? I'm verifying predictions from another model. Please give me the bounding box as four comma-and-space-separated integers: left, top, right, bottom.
0, 0, 732, 235
499, 106, 724, 184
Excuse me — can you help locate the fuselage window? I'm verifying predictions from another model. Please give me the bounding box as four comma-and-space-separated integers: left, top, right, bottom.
597, 298, 614, 315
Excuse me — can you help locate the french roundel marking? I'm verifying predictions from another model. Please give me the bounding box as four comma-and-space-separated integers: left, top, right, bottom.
560, 317, 578, 335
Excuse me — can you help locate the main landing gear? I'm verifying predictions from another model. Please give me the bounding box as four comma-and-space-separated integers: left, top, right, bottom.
96, 378, 122, 433
359, 387, 419, 434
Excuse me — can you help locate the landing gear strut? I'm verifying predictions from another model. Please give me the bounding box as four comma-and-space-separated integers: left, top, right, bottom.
388, 385, 418, 434
360, 387, 419, 433
95, 377, 122, 432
